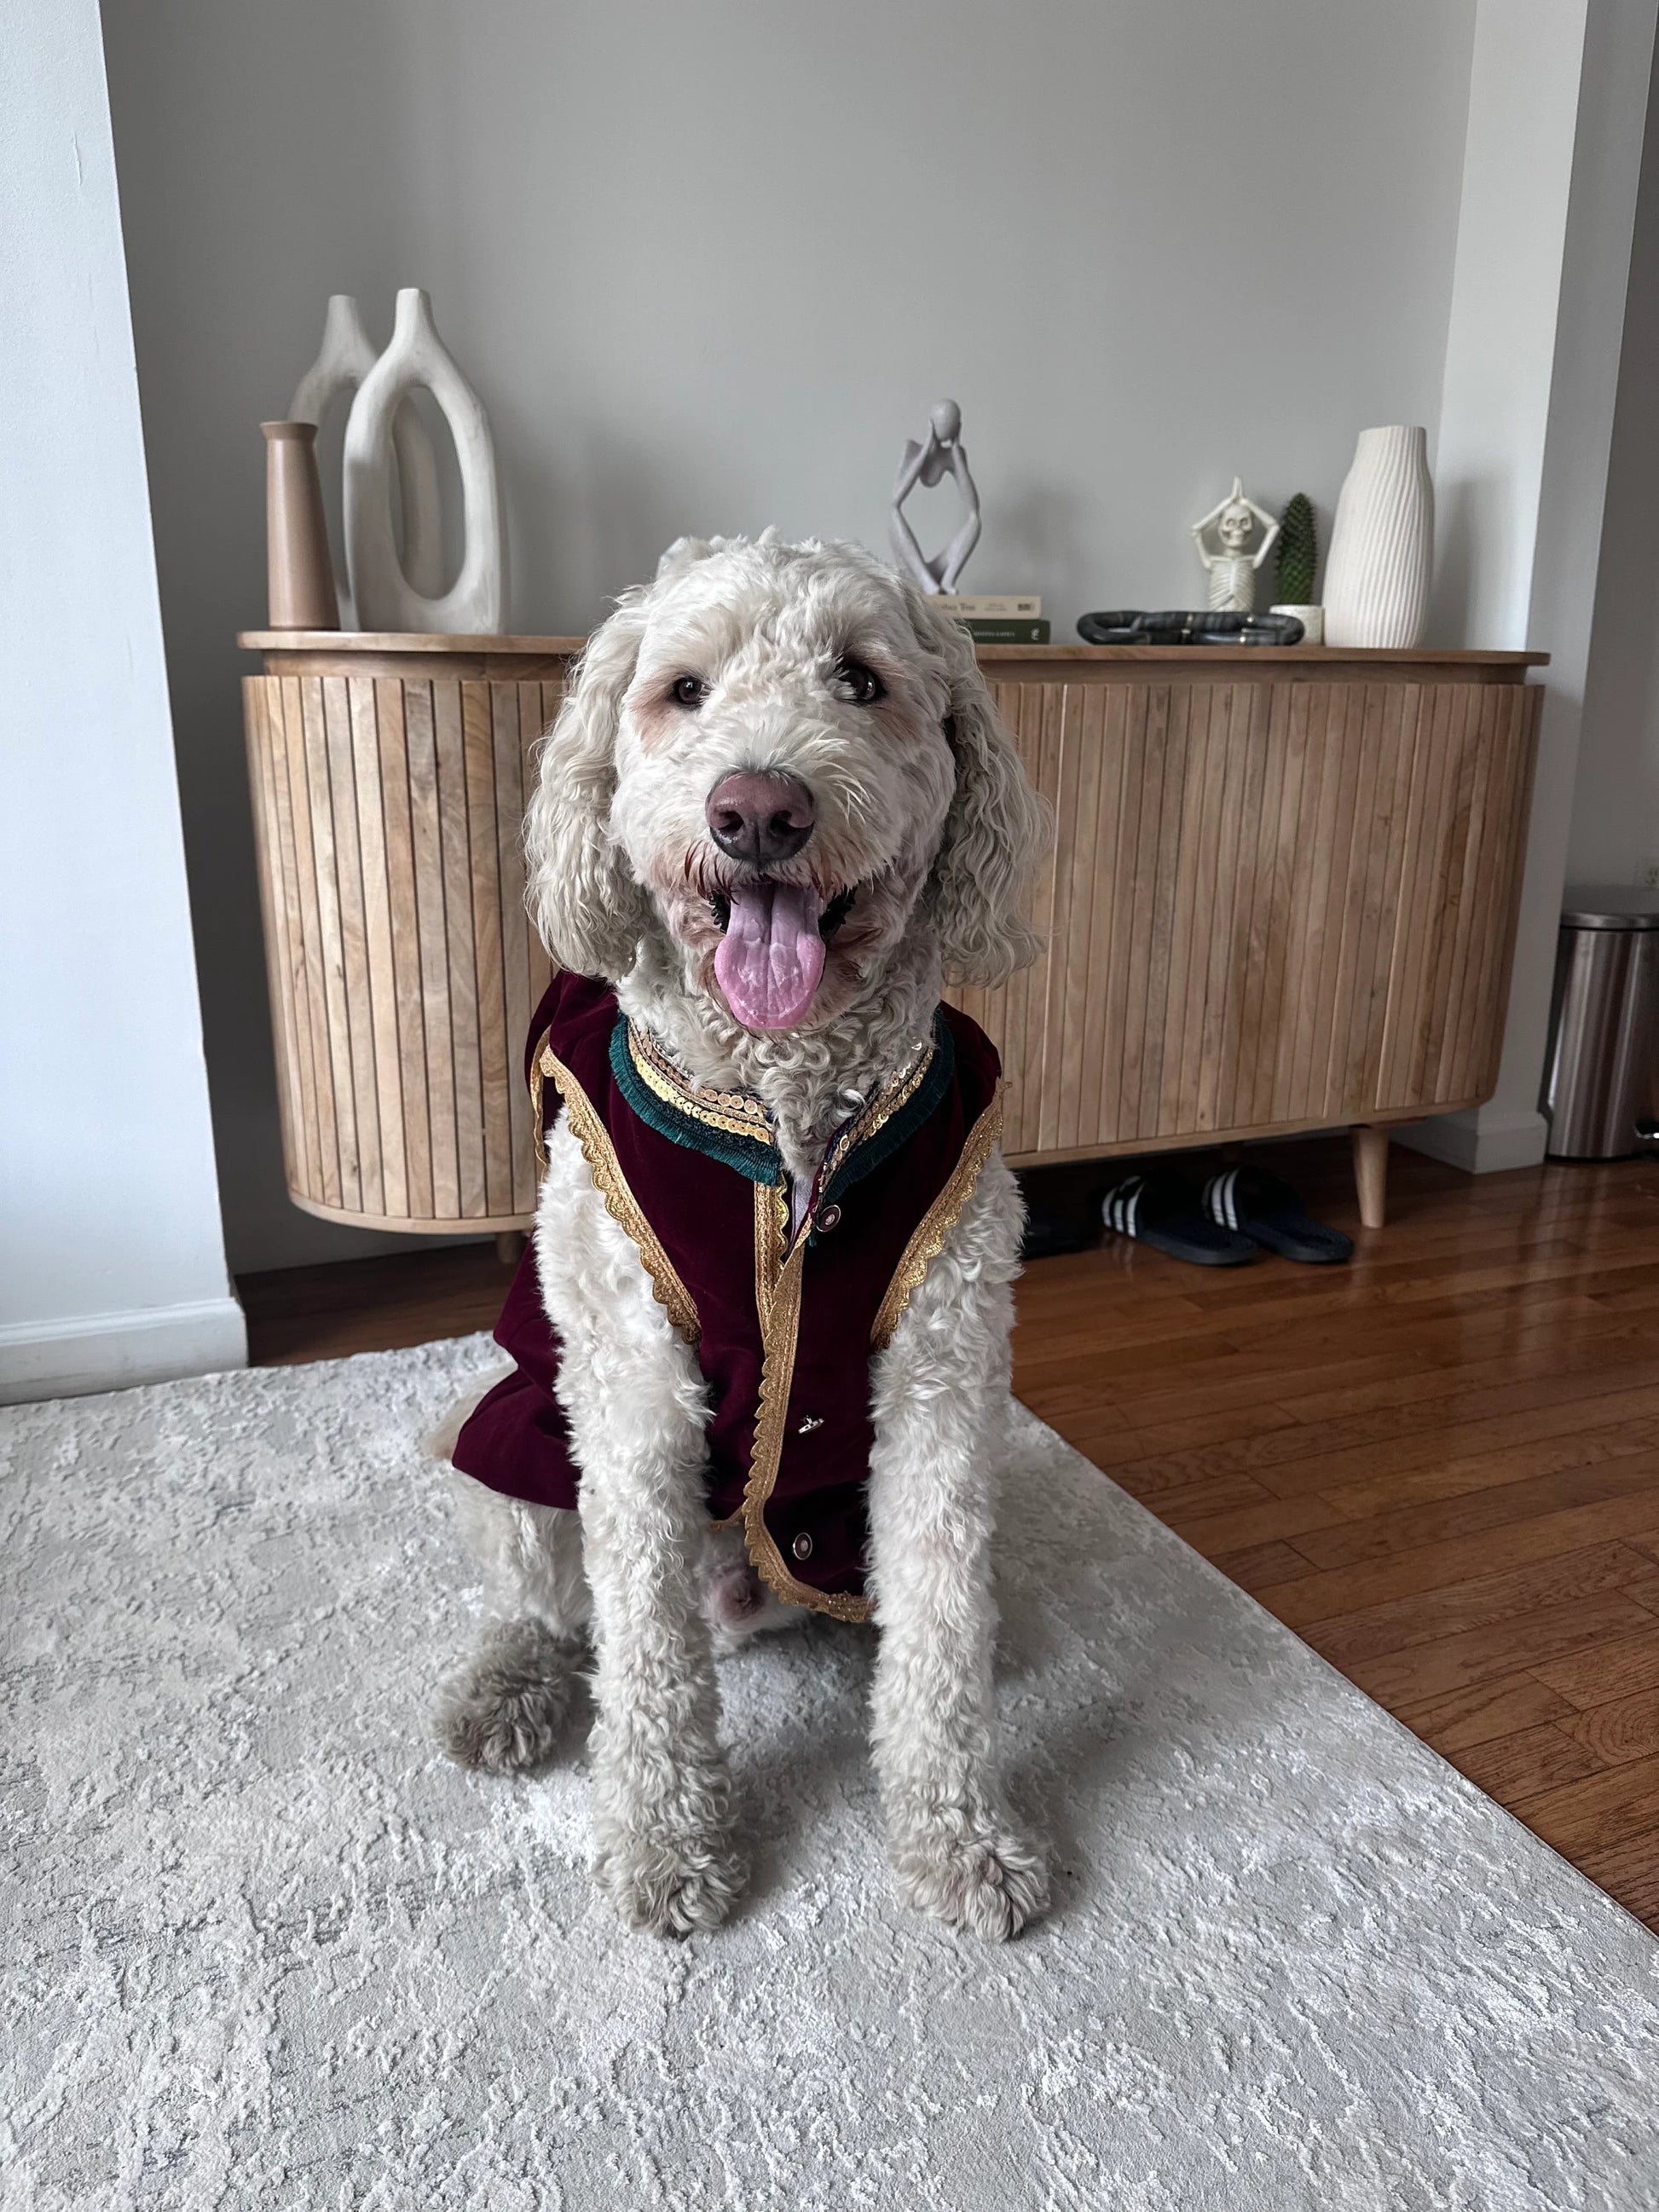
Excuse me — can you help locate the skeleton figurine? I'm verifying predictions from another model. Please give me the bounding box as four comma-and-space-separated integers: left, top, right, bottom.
889, 399, 982, 595
1190, 478, 1280, 614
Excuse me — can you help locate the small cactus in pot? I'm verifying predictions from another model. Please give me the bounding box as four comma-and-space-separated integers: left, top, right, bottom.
1271, 492, 1322, 643
1275, 494, 1318, 605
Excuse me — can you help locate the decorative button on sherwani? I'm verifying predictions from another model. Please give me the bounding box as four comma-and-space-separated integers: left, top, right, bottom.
792, 1532, 814, 1562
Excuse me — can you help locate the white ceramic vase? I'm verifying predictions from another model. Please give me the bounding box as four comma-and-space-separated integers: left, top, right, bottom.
288, 295, 442, 627
1323, 425, 1433, 650
343, 288, 506, 634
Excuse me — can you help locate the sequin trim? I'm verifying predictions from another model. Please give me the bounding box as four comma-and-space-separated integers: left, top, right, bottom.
626, 1023, 773, 1142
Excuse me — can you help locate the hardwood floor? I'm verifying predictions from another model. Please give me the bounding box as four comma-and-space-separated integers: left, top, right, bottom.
239, 1239, 521, 1366
239, 1135, 1659, 1932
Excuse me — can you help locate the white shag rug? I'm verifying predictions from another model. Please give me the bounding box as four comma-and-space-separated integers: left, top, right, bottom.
3, 1338, 1657, 2212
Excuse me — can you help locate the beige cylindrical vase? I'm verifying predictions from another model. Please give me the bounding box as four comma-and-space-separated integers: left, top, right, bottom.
1324, 425, 1434, 650
262, 420, 339, 630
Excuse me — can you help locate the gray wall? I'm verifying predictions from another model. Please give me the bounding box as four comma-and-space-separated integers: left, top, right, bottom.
103, 0, 1477, 1273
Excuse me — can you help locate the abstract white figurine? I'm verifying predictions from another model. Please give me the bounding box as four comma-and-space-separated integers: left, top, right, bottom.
889, 399, 981, 595
288, 295, 443, 627
343, 287, 506, 634
1191, 478, 1280, 614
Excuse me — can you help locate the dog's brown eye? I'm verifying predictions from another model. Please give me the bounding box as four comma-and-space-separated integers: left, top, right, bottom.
834, 656, 884, 706
672, 675, 708, 708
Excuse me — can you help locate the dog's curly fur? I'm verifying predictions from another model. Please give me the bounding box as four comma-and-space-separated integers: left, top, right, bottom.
436, 532, 1051, 1938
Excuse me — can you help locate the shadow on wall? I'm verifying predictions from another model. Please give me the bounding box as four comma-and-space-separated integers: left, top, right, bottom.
1429, 475, 1479, 653
1571, 61, 1659, 886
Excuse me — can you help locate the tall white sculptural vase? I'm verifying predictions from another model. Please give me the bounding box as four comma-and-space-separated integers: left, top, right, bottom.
1323, 425, 1434, 650
289, 294, 443, 628
343, 288, 506, 635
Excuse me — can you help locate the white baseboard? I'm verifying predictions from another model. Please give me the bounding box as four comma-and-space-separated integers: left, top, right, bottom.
1393, 1106, 1550, 1175
0, 1296, 248, 1405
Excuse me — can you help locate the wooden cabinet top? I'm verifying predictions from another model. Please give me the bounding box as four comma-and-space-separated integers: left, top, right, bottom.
240, 631, 1549, 685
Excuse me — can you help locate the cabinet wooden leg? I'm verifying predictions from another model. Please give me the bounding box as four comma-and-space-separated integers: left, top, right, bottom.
495, 1230, 526, 1265
1351, 1124, 1389, 1231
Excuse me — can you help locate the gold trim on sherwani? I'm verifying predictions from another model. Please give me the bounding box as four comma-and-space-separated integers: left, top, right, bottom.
870, 1083, 1005, 1352
739, 1235, 876, 1620
753, 1179, 788, 1340
535, 1037, 702, 1347
739, 1082, 1005, 1623
617, 1016, 940, 1195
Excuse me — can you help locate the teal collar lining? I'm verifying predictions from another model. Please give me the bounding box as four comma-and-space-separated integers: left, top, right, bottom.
610, 1019, 782, 1183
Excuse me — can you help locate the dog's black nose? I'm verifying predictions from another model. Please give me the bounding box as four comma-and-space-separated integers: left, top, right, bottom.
705, 771, 816, 868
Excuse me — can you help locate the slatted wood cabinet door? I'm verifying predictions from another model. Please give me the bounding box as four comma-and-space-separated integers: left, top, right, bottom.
951, 666, 1542, 1165
244, 660, 565, 1233
241, 637, 1543, 1233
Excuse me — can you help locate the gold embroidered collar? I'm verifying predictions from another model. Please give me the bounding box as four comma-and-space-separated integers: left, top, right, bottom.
618, 1016, 944, 1202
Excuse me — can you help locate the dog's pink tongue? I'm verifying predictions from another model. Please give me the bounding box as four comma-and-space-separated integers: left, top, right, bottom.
714, 881, 826, 1030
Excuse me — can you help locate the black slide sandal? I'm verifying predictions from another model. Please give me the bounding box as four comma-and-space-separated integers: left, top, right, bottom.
1101, 1169, 1258, 1267
1201, 1166, 1354, 1264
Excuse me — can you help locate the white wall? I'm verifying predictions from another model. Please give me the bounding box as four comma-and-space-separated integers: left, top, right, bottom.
1430, 3, 1590, 657
1405, 0, 1658, 1176
101, 0, 1480, 1270
0, 0, 242, 1399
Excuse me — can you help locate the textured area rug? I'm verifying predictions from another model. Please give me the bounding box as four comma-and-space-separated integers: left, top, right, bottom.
3, 1340, 1657, 2211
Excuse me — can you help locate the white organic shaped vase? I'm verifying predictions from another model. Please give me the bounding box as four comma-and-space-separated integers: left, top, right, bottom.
343, 288, 506, 635
1323, 425, 1434, 650
289, 295, 442, 627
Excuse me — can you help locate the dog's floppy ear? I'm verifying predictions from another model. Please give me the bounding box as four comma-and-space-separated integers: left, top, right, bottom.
656, 534, 720, 582
908, 587, 1050, 985
523, 596, 650, 980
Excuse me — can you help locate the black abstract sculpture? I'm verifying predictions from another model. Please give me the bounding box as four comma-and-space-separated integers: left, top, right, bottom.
1077, 609, 1307, 647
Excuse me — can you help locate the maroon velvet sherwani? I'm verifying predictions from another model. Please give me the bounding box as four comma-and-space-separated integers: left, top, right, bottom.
452, 973, 1003, 1620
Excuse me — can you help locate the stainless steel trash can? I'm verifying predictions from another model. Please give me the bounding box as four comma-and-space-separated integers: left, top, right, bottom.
1542, 886, 1659, 1159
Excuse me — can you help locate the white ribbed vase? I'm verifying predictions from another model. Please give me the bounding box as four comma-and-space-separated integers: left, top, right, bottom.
1323, 425, 1434, 649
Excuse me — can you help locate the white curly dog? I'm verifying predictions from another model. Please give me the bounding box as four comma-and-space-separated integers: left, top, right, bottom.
436, 531, 1050, 1939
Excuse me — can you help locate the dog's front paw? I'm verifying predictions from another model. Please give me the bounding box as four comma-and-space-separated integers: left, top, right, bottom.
594, 1827, 747, 1937
434, 1620, 579, 1774
891, 1812, 1049, 1941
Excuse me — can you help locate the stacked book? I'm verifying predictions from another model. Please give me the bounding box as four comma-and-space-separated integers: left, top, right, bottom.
933, 593, 1049, 644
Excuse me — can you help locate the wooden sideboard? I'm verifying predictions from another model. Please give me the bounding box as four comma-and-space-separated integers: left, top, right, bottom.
240, 634, 1544, 1237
